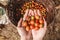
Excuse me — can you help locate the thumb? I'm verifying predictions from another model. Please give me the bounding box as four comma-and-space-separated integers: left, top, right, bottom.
17, 18, 23, 27
43, 18, 47, 30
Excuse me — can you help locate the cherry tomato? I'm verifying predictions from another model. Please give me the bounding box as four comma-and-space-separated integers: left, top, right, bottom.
22, 21, 27, 27
26, 16, 30, 21
31, 16, 34, 20
35, 15, 40, 20
39, 19, 44, 24
35, 23, 39, 27
30, 20, 34, 25
34, 26, 39, 30
35, 20, 39, 23
26, 26, 30, 31
30, 25, 34, 29
39, 24, 43, 28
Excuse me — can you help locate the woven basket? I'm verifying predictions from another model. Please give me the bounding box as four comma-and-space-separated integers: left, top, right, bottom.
6, 0, 56, 26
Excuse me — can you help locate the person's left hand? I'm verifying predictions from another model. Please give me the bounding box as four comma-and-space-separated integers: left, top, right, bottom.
31, 10, 47, 40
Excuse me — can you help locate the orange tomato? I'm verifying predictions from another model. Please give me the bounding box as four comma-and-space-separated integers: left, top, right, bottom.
22, 21, 27, 27
30, 20, 34, 25
39, 24, 43, 28
30, 25, 34, 29
34, 26, 39, 30
35, 15, 40, 20
26, 16, 30, 21
26, 26, 30, 31
39, 19, 44, 24
31, 16, 34, 20
35, 23, 39, 27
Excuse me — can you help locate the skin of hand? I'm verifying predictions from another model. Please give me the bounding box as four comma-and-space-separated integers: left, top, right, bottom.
17, 9, 47, 40
17, 9, 32, 40
32, 10, 47, 40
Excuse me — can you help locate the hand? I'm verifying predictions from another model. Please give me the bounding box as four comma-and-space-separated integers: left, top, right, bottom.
17, 9, 32, 40
31, 10, 47, 40
32, 18, 47, 40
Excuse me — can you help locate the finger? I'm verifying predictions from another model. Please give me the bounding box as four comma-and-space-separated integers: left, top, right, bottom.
37, 10, 41, 16
27, 30, 32, 39
32, 29, 38, 36
28, 30, 32, 36
23, 9, 29, 21
29, 9, 34, 16
43, 18, 47, 30
28, 30, 32, 34
28, 9, 32, 16
34, 9, 37, 15
28, 9, 31, 16
17, 26, 26, 36
31, 10, 34, 16
17, 18, 22, 27
32, 29, 35, 35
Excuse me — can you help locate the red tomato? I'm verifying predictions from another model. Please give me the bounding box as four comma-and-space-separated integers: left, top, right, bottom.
35, 20, 39, 23
26, 26, 30, 31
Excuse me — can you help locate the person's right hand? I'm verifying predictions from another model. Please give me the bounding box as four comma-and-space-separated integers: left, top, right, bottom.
17, 9, 32, 40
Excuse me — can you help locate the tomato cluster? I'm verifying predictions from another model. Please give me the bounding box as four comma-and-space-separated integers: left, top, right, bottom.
22, 15, 44, 31
20, 1, 46, 17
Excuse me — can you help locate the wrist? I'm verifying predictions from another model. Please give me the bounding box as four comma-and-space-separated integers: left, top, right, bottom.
21, 36, 30, 40
33, 38, 43, 40
21, 36, 27, 40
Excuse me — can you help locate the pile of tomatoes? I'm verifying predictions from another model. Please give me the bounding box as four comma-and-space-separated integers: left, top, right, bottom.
22, 15, 44, 31
21, 1, 46, 17
20, 1, 46, 31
